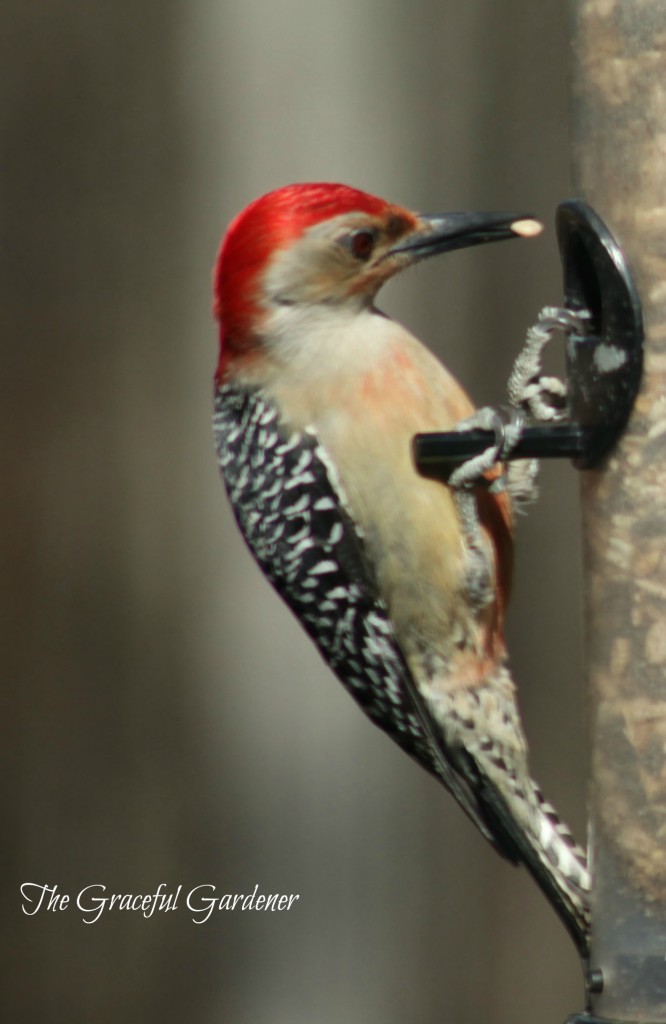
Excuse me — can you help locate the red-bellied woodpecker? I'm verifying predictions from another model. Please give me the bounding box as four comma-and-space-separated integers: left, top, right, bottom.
212, 183, 589, 954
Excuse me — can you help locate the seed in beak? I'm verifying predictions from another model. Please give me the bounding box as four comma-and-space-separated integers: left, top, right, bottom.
510, 218, 543, 238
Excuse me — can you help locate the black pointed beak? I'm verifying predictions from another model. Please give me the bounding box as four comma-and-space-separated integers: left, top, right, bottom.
388, 211, 542, 261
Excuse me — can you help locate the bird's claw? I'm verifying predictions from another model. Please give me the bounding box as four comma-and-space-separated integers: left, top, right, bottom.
508, 305, 589, 423
449, 406, 525, 491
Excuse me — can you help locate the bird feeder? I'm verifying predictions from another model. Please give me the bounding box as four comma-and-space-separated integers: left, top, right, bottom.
415, 3, 666, 1019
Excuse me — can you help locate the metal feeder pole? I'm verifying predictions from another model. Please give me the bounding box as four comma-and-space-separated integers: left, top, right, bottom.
571, 2, 666, 1020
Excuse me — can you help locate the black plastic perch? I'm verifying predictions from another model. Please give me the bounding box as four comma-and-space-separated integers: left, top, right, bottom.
413, 200, 644, 478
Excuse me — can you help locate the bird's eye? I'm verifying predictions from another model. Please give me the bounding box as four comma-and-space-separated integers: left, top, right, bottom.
345, 229, 377, 261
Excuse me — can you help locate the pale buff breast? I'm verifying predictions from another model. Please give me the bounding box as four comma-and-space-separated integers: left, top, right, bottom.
254, 311, 498, 666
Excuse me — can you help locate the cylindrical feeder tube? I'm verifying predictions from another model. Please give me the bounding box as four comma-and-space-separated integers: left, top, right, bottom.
571, 2, 666, 1020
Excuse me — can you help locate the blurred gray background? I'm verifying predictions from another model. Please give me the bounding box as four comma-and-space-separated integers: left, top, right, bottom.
2, 2, 586, 1021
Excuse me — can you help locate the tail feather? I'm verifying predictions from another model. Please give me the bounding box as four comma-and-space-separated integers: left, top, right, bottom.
533, 787, 590, 949
481, 774, 590, 956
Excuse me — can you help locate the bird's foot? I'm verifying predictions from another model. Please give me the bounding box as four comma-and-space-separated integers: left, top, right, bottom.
508, 305, 589, 423
448, 406, 523, 491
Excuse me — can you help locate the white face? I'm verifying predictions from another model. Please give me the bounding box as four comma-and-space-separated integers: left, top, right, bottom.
260, 210, 417, 311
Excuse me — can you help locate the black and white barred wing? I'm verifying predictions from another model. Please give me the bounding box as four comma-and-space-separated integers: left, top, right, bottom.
213, 382, 494, 841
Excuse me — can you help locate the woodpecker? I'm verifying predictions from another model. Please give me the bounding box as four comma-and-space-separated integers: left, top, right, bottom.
212, 183, 589, 954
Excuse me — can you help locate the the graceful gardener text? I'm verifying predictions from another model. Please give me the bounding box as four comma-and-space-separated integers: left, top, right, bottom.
20, 883, 300, 924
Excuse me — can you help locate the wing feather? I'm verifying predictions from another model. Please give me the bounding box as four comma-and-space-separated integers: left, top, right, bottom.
214, 382, 512, 851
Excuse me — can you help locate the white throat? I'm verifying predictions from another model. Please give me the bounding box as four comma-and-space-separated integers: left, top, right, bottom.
260, 300, 398, 381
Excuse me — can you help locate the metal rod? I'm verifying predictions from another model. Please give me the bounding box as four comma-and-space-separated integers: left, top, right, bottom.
413, 425, 588, 474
